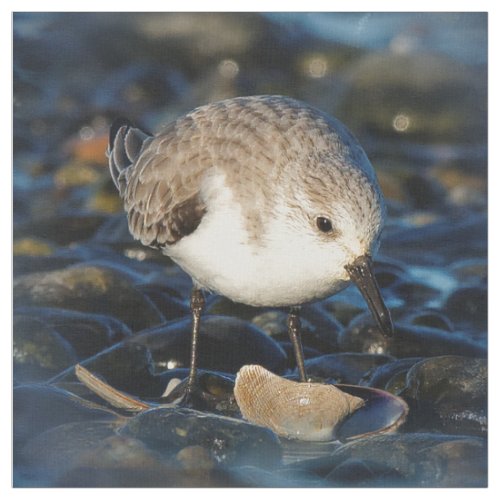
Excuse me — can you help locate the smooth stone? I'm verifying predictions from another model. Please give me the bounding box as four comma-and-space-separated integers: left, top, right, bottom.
400, 355, 487, 436
320, 298, 365, 327
22, 428, 191, 488
327, 433, 487, 487
13, 237, 56, 256
14, 214, 107, 245
278, 341, 323, 371
123, 407, 282, 468
339, 51, 486, 144
302, 353, 394, 384
449, 258, 487, 286
227, 464, 323, 487
14, 315, 78, 382
54, 341, 164, 399
128, 315, 288, 375
339, 314, 486, 358
391, 280, 442, 306
135, 283, 190, 320
359, 357, 424, 390
382, 212, 487, 266
19, 420, 119, 471
176, 444, 216, 472
15, 306, 132, 359
325, 457, 404, 486
252, 307, 341, 354
13, 254, 82, 277
13, 384, 116, 454
400, 308, 454, 331
13, 264, 164, 331
445, 286, 487, 332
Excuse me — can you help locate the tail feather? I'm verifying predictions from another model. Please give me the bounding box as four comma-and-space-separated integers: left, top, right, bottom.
107, 118, 152, 194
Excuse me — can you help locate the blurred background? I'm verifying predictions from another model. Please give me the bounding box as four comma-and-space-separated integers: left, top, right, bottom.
13, 13, 488, 487
13, 12, 487, 229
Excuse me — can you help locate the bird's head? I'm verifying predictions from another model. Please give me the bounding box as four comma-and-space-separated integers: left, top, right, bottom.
280, 151, 393, 336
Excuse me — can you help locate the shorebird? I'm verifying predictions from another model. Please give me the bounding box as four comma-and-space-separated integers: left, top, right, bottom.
107, 95, 392, 403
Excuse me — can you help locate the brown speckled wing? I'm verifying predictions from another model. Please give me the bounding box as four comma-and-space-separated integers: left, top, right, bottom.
123, 122, 208, 247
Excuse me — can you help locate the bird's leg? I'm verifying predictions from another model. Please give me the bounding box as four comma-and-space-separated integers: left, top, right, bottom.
287, 307, 308, 382
187, 287, 205, 394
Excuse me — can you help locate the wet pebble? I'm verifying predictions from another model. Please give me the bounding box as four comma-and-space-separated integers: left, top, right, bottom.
382, 212, 487, 266
13, 237, 56, 256
14, 254, 82, 277
251, 307, 341, 354
128, 315, 288, 375
448, 258, 487, 287
359, 357, 423, 390
325, 433, 487, 487
55, 341, 164, 399
400, 308, 454, 331
303, 352, 395, 384
123, 407, 282, 468
14, 214, 107, 246
14, 315, 78, 382
325, 457, 404, 486
400, 355, 487, 436
13, 264, 165, 331
339, 313, 486, 358
13, 384, 116, 454
15, 306, 132, 359
445, 286, 487, 333
18, 420, 119, 474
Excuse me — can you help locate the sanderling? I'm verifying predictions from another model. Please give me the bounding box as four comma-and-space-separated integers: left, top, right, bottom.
108, 95, 393, 402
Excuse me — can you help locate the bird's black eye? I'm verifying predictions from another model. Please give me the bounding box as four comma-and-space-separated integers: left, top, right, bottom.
316, 216, 333, 233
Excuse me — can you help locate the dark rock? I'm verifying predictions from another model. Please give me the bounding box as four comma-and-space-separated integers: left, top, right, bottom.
339, 314, 486, 358
14, 315, 78, 382
382, 212, 487, 266
13, 264, 165, 331
123, 407, 282, 468
360, 357, 423, 390
14, 214, 107, 245
392, 280, 442, 306
13, 384, 116, 454
400, 355, 487, 436
445, 286, 487, 332
252, 306, 341, 354
128, 315, 288, 375
449, 258, 487, 286
401, 308, 454, 331
327, 433, 487, 487
19, 420, 119, 471
15, 306, 132, 359
54, 341, 163, 399
303, 353, 394, 384
325, 457, 404, 486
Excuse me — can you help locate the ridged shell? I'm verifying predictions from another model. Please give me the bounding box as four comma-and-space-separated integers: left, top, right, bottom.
234, 365, 364, 441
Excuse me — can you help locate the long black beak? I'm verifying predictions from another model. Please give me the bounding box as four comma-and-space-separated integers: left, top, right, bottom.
345, 254, 393, 337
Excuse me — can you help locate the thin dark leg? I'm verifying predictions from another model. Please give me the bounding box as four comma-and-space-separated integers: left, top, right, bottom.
287, 307, 308, 382
187, 287, 205, 393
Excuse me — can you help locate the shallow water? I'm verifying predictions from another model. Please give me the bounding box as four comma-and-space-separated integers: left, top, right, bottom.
13, 12, 487, 487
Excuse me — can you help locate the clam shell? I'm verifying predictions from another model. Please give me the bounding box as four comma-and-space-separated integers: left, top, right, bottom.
234, 365, 364, 441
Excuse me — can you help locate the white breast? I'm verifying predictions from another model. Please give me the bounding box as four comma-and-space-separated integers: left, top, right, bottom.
164, 169, 349, 307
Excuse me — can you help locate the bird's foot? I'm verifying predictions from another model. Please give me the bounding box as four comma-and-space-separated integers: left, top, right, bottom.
161, 378, 208, 410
